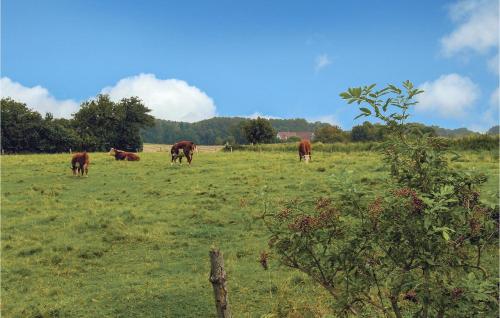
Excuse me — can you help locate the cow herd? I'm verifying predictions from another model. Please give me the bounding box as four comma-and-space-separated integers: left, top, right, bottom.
70, 139, 311, 176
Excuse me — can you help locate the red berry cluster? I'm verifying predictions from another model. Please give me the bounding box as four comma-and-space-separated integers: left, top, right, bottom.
459, 190, 480, 209
469, 217, 481, 236
315, 197, 339, 225
288, 215, 318, 233
368, 197, 384, 221
451, 287, 464, 300
394, 187, 424, 214
403, 290, 418, 303
315, 197, 332, 211
277, 207, 292, 221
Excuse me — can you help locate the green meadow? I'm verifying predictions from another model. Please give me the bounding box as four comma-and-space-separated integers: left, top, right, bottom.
1, 150, 498, 317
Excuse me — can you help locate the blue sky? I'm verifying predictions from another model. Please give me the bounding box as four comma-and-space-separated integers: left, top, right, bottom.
2, 0, 498, 130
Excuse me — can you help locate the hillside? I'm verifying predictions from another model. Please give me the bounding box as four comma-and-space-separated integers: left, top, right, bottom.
141, 117, 488, 145
140, 117, 329, 145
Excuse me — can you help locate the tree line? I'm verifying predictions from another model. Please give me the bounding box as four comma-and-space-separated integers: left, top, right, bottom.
142, 116, 497, 145
141, 117, 330, 145
1, 96, 498, 153
1, 95, 154, 153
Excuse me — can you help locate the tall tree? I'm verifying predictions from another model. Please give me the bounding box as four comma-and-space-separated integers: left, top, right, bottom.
243, 117, 276, 144
73, 94, 154, 151
38, 115, 81, 152
314, 124, 346, 143
114, 96, 155, 150
1, 98, 44, 152
351, 121, 377, 141
73, 94, 116, 151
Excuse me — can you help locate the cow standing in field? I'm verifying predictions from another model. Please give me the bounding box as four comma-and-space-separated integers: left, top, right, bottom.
109, 148, 140, 161
71, 152, 90, 176
171, 141, 197, 165
298, 140, 312, 162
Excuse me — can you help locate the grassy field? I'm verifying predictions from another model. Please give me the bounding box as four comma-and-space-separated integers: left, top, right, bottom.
1, 150, 498, 317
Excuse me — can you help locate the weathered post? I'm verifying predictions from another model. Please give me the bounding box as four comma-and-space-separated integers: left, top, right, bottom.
209, 248, 231, 318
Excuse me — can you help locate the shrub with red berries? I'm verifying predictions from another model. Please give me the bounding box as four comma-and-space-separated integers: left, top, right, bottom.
263, 81, 499, 317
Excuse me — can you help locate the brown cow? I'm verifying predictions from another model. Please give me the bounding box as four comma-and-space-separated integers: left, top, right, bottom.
171, 141, 197, 165
109, 148, 140, 161
71, 152, 90, 176
298, 140, 312, 162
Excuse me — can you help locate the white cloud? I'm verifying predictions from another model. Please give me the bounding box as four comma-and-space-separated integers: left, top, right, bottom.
0, 77, 79, 118
416, 73, 480, 118
314, 54, 331, 72
441, 0, 499, 57
244, 112, 282, 120
488, 53, 499, 74
101, 73, 216, 122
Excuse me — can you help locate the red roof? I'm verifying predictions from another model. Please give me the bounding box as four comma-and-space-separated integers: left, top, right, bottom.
276, 131, 314, 141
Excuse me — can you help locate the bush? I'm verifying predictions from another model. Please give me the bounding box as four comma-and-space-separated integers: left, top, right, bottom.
263, 81, 499, 317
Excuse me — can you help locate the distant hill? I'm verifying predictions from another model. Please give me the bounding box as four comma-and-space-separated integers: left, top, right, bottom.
141, 117, 329, 145
141, 116, 495, 145
431, 126, 479, 137
487, 125, 499, 135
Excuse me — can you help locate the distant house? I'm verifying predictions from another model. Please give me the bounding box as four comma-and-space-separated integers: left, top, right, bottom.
276, 131, 314, 141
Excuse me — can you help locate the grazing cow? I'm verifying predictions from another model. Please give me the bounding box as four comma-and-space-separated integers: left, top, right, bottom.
109, 148, 140, 161
71, 152, 90, 176
171, 141, 197, 165
298, 140, 312, 162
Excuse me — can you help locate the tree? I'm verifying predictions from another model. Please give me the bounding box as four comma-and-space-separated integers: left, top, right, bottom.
38, 116, 81, 153
350, 121, 377, 141
314, 124, 346, 143
229, 120, 250, 144
73, 94, 154, 151
1, 98, 44, 152
113, 96, 155, 151
1, 98, 83, 153
264, 81, 498, 317
73, 94, 116, 151
242, 117, 276, 144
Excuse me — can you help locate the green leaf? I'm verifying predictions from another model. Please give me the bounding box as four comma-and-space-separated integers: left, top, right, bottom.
352, 87, 362, 98
424, 215, 432, 230
339, 92, 351, 99
388, 84, 401, 94
360, 107, 372, 115
382, 98, 392, 111
403, 80, 413, 90
354, 113, 368, 120
442, 231, 450, 241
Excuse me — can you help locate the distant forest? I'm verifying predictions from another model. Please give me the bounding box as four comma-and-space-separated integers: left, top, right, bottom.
141, 117, 498, 145
141, 117, 330, 145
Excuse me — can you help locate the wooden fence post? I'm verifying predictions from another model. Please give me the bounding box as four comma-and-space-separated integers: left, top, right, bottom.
209, 248, 231, 318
